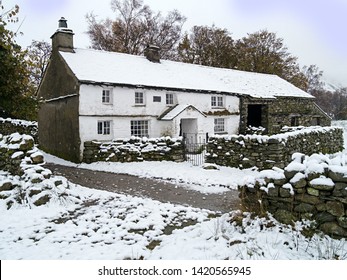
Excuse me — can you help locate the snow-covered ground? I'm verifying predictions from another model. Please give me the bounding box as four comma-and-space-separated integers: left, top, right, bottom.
43, 151, 258, 194
1, 122, 347, 260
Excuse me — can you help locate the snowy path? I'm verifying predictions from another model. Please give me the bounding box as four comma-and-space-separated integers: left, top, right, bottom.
44, 163, 242, 213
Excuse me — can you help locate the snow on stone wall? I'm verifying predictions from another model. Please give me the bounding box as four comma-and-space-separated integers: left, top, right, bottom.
206, 126, 344, 170
239, 152, 347, 238
0, 118, 38, 143
0, 133, 76, 209
83, 136, 185, 164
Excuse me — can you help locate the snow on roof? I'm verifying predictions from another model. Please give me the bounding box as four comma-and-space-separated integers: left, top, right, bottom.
159, 104, 206, 120
60, 48, 313, 99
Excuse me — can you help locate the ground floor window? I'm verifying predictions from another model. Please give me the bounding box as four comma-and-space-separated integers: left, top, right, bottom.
131, 120, 149, 137
98, 120, 111, 135
311, 117, 321, 126
214, 118, 225, 133
291, 116, 300, 126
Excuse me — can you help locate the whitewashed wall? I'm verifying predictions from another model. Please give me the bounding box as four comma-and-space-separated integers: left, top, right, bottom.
78, 84, 241, 146
79, 85, 240, 116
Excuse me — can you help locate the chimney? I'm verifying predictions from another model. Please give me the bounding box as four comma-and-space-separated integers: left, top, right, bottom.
144, 45, 161, 63
51, 17, 74, 53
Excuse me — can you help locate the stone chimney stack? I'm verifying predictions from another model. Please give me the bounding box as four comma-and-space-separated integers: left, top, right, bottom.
144, 45, 161, 63
51, 17, 74, 53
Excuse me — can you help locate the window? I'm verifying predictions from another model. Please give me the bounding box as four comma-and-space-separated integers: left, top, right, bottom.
291, 116, 300, 126
131, 120, 149, 138
311, 117, 321, 126
102, 89, 112, 104
153, 96, 161, 102
135, 91, 145, 105
214, 118, 225, 133
98, 121, 111, 135
166, 93, 174, 105
211, 96, 224, 107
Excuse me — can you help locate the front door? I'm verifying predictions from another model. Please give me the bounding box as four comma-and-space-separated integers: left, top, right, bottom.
180, 119, 198, 144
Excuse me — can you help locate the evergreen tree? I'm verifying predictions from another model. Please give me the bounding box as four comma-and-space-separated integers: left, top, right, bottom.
0, 3, 36, 120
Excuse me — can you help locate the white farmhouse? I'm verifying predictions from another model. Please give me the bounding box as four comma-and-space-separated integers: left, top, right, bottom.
38, 18, 330, 162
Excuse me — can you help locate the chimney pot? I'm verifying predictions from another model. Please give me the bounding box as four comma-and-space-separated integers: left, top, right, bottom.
58, 17, 68, 29
51, 17, 74, 53
144, 45, 161, 63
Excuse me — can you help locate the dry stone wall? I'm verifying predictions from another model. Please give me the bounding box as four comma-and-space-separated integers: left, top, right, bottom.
239, 153, 347, 238
0, 118, 38, 143
0, 133, 74, 209
83, 137, 185, 163
206, 126, 343, 170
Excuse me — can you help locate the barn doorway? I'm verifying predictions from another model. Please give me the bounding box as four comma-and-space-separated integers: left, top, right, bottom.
247, 104, 263, 127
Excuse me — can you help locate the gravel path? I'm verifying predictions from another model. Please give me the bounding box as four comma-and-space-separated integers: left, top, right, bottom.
45, 163, 242, 213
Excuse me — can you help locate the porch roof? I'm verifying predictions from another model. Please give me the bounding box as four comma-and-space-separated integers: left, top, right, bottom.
159, 104, 206, 120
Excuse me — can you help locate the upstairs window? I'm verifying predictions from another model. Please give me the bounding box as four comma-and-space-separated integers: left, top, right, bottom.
166, 93, 174, 105
135, 91, 145, 105
153, 96, 161, 102
98, 121, 111, 135
131, 120, 149, 138
211, 96, 224, 108
102, 89, 112, 104
214, 118, 225, 133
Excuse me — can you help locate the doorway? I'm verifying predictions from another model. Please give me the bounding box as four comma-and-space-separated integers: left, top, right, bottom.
247, 104, 263, 127
180, 119, 198, 144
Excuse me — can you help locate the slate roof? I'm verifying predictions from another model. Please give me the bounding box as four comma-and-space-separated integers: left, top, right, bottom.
60, 48, 313, 99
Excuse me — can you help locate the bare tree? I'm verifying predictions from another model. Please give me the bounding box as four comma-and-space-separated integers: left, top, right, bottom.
86, 0, 186, 59
302, 64, 324, 93
26, 40, 52, 92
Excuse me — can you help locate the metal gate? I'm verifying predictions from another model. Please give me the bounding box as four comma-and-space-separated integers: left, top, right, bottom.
183, 133, 207, 166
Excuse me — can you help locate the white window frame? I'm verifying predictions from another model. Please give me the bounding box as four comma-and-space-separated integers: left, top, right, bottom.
166, 93, 174, 105
131, 120, 149, 138
211, 95, 224, 108
102, 89, 112, 104
214, 118, 226, 134
97, 120, 111, 135
135, 91, 145, 105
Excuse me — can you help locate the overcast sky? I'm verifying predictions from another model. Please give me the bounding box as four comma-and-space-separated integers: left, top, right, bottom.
5, 0, 347, 87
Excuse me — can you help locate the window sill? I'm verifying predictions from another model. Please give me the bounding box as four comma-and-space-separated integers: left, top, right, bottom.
211, 107, 225, 109
134, 104, 146, 107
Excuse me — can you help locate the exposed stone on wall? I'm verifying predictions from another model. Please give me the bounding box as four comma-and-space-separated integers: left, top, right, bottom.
0, 133, 75, 209
239, 153, 347, 238
83, 137, 185, 163
239, 97, 331, 135
0, 118, 38, 143
206, 126, 343, 170
0, 133, 38, 175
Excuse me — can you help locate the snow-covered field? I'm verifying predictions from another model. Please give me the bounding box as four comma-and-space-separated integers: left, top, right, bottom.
0, 122, 347, 260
